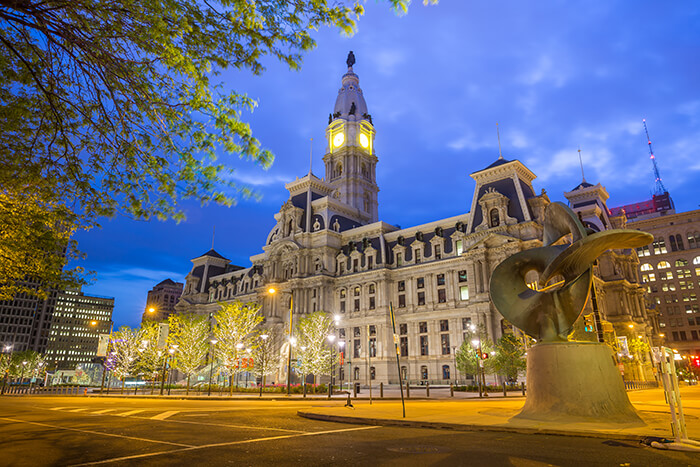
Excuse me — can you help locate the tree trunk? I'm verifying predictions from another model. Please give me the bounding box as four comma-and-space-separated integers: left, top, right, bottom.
186, 375, 190, 395
229, 374, 233, 396
121, 378, 125, 394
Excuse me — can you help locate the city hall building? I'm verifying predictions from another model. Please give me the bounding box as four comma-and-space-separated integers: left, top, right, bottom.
175, 54, 657, 385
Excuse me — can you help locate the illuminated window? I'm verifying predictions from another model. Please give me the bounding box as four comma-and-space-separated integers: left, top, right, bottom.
641, 263, 653, 271
658, 261, 671, 269
460, 285, 469, 300
456, 240, 464, 255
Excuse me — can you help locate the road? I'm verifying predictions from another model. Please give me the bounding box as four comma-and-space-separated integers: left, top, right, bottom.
0, 396, 696, 466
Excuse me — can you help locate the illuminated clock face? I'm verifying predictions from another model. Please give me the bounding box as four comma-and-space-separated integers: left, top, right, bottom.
359, 133, 369, 149
333, 132, 344, 147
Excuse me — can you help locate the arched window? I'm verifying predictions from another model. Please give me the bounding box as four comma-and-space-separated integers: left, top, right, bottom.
693, 256, 700, 265
420, 366, 428, 380
658, 261, 671, 269
353, 367, 360, 380
489, 208, 500, 227
641, 263, 653, 271
670, 235, 678, 252
676, 259, 689, 267
401, 366, 407, 381
334, 162, 343, 178
688, 232, 700, 249
370, 366, 376, 380
442, 365, 450, 380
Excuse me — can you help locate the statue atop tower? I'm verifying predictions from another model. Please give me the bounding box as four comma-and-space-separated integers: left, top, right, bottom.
346, 51, 356, 68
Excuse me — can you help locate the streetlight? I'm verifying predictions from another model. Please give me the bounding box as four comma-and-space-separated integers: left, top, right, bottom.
1, 344, 12, 395
299, 345, 307, 397
235, 342, 244, 388
259, 333, 269, 398
208, 338, 218, 396
327, 334, 336, 399
471, 338, 486, 397
19, 361, 27, 388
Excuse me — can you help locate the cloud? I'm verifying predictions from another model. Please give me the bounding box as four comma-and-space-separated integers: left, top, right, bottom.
227, 171, 294, 187
369, 48, 407, 77
101, 267, 186, 283
517, 54, 568, 88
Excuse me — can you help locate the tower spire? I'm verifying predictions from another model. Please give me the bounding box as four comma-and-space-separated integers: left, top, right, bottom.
496, 123, 503, 160
309, 137, 313, 175
578, 147, 586, 183
643, 119, 667, 195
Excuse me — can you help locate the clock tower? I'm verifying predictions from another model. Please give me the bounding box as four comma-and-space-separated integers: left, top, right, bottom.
323, 52, 379, 223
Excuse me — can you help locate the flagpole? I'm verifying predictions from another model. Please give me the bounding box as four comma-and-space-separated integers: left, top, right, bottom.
389, 302, 405, 418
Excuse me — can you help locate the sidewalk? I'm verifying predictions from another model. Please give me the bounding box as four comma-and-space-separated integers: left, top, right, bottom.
298, 385, 700, 442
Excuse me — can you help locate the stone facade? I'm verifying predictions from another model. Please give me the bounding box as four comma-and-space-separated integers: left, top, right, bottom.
175, 55, 653, 385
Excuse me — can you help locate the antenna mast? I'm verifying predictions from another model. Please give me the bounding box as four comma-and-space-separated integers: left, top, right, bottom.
643, 119, 667, 195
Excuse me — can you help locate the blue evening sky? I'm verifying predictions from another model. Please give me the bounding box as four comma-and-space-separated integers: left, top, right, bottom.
76, 1, 700, 328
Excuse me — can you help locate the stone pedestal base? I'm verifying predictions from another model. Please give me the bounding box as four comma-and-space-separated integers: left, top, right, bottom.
515, 341, 643, 424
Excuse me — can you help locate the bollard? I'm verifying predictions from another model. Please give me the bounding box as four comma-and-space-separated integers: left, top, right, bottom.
134, 385, 138, 396
426, 382, 430, 398
380, 382, 384, 398
84, 388, 88, 396
406, 382, 410, 399
503, 383, 507, 397
521, 382, 525, 396
450, 382, 454, 397
353, 382, 357, 398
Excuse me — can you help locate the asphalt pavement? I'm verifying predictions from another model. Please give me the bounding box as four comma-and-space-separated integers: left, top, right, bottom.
0, 396, 698, 466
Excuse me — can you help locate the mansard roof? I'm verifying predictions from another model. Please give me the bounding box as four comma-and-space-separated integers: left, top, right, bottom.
197, 249, 227, 260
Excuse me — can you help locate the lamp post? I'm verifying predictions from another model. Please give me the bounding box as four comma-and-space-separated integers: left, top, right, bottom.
99, 320, 114, 395
19, 361, 27, 388
259, 333, 269, 398
1, 344, 12, 395
245, 348, 252, 389
452, 345, 457, 384
327, 334, 336, 399
235, 342, 244, 389
299, 345, 307, 397
208, 338, 218, 396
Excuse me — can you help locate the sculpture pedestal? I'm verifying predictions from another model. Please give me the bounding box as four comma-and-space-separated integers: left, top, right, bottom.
515, 341, 643, 424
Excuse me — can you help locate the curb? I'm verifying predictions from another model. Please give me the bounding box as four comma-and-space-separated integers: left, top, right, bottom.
297, 410, 652, 442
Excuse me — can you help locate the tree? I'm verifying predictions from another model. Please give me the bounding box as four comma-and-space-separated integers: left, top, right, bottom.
455, 325, 494, 384
489, 333, 526, 384
168, 313, 209, 394
0, 0, 427, 299
296, 311, 337, 384
214, 301, 263, 394
109, 326, 144, 392
8, 350, 45, 380
136, 322, 167, 393
252, 329, 281, 396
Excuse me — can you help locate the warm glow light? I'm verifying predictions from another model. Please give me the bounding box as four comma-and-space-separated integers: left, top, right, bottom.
359, 133, 369, 148
328, 334, 336, 343
471, 339, 480, 347
628, 324, 634, 328
290, 336, 297, 346
210, 338, 218, 345
260, 334, 269, 340
268, 287, 276, 295
333, 132, 344, 147
659, 333, 665, 338
90, 320, 98, 326
148, 307, 156, 313
236, 342, 244, 350
338, 340, 346, 348
334, 314, 341, 323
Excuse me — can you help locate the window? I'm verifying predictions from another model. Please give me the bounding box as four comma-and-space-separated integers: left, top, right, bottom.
354, 286, 361, 296
400, 337, 408, 357
456, 240, 464, 255
369, 284, 376, 294
340, 289, 346, 299
421, 365, 428, 380
688, 232, 700, 249
354, 327, 361, 337
354, 367, 360, 380
438, 289, 446, 303
419, 321, 428, 333
368, 256, 373, 270
442, 365, 450, 380
417, 291, 425, 306
339, 328, 346, 339
369, 325, 376, 335
437, 274, 445, 286
458, 270, 468, 283
398, 281, 405, 292
354, 339, 361, 358
417, 277, 424, 289
658, 261, 671, 269
340, 300, 346, 313
435, 244, 442, 260
460, 285, 469, 300
354, 299, 360, 312
370, 366, 376, 380
641, 263, 653, 271
440, 319, 449, 332
441, 334, 451, 355
369, 338, 376, 357
415, 248, 421, 263
396, 252, 403, 266
369, 296, 375, 310
462, 317, 472, 330
401, 366, 407, 381
490, 208, 500, 227
398, 294, 406, 307
653, 238, 668, 255
420, 336, 429, 356
637, 245, 651, 257
353, 258, 359, 272
399, 323, 407, 335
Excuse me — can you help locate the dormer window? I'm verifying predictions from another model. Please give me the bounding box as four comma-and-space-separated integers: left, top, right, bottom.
490, 208, 500, 227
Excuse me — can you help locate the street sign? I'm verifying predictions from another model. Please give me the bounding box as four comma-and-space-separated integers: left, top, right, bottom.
157, 323, 169, 348
96, 334, 109, 357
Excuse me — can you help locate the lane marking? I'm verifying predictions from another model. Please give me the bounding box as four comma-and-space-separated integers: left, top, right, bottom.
50, 407, 72, 411
66, 408, 89, 412
91, 409, 116, 414
71, 426, 380, 466
0, 417, 193, 448
114, 409, 145, 417
131, 415, 306, 433
150, 411, 179, 420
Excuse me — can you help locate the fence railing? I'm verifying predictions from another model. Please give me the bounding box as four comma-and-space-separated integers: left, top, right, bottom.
624, 380, 659, 390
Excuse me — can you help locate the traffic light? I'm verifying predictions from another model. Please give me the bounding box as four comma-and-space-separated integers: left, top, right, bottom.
481, 352, 489, 360
583, 313, 594, 332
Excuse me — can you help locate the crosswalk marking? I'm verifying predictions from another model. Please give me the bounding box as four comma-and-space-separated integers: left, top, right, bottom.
91, 409, 116, 414
150, 410, 179, 420
114, 409, 145, 417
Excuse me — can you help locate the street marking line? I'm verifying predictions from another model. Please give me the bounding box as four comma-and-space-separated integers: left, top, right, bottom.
131, 415, 306, 433
91, 409, 116, 414
114, 409, 145, 417
0, 417, 194, 448
150, 411, 179, 420
50, 407, 71, 411
66, 408, 89, 412
70, 426, 380, 466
